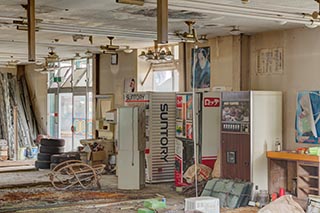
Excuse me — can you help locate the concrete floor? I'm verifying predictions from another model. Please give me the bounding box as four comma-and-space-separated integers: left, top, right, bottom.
0, 170, 258, 212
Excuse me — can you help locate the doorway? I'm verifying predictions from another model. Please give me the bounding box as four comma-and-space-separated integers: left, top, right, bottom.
47, 58, 93, 152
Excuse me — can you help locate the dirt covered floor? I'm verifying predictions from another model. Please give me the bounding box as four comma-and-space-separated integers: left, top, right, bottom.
0, 170, 258, 212
0, 170, 185, 212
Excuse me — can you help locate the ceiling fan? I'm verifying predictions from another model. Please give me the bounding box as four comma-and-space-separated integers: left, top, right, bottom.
176, 20, 199, 43
6, 56, 20, 67
100, 36, 133, 54
45, 47, 60, 63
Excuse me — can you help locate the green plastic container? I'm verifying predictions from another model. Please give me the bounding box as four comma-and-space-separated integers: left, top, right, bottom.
143, 199, 166, 209
308, 147, 320, 156
137, 208, 154, 213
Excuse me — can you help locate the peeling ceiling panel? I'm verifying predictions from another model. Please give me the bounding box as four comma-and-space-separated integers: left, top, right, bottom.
0, 0, 318, 62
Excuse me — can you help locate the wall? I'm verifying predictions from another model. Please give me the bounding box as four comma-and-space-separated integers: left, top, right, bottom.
99, 51, 138, 107
185, 36, 241, 91
250, 27, 320, 150
24, 64, 48, 134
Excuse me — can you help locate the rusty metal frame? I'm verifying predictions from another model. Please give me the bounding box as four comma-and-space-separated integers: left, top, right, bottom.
49, 160, 105, 190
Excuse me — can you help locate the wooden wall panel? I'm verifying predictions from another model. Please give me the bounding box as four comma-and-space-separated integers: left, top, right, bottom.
221, 133, 250, 181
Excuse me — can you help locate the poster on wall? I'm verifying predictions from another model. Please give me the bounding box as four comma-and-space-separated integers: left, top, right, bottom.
191, 47, 210, 89
124, 78, 136, 93
256, 48, 283, 75
295, 91, 320, 143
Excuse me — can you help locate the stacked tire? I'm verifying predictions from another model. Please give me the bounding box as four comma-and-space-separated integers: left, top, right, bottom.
35, 138, 65, 170
50, 152, 80, 170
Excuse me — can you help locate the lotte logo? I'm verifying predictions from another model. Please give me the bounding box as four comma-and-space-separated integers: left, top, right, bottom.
204, 97, 220, 107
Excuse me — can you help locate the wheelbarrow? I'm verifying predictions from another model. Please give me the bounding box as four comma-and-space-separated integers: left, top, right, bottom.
49, 160, 105, 190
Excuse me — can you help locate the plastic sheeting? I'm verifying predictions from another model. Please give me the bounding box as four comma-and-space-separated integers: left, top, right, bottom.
201, 178, 253, 208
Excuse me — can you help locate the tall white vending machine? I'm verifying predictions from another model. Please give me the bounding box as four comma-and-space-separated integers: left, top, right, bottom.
175, 91, 221, 187
124, 92, 176, 183
117, 106, 145, 190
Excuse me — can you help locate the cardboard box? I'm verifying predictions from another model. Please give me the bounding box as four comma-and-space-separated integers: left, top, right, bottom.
91, 151, 106, 161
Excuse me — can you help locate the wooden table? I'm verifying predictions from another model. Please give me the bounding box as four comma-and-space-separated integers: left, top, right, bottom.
267, 151, 320, 200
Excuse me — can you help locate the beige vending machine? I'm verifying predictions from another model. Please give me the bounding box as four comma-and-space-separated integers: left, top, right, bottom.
117, 106, 145, 190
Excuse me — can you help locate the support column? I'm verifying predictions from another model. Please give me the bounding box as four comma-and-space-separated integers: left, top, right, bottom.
27, 0, 36, 62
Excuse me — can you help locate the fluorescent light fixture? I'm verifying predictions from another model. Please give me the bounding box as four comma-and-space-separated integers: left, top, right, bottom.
115, 0, 144, 6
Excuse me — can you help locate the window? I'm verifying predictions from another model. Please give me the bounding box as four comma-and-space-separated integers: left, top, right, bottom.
153, 70, 179, 92
138, 44, 180, 92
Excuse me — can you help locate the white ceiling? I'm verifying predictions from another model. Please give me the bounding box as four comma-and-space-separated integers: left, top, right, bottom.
0, 0, 319, 64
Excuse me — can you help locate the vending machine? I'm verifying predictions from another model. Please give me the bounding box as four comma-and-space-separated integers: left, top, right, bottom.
117, 106, 145, 190
124, 92, 176, 183
220, 91, 282, 192
175, 91, 221, 187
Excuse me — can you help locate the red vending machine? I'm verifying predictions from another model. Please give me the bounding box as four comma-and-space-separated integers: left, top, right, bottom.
175, 91, 221, 187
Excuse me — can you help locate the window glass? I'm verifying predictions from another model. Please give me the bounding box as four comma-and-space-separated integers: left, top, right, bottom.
153, 70, 179, 92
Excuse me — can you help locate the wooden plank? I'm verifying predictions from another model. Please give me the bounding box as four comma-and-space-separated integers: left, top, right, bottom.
0, 165, 36, 173
267, 151, 320, 163
0, 160, 35, 167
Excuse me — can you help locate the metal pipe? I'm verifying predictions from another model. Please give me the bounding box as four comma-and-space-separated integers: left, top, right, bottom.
27, 0, 36, 62
85, 58, 90, 140
71, 59, 75, 151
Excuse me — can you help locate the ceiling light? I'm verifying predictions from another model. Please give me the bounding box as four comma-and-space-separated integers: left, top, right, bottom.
74, 53, 81, 60
198, 35, 208, 43
229, 26, 241, 35
241, 0, 250, 4
85, 50, 92, 56
305, 20, 318, 28
138, 51, 147, 60
139, 40, 174, 63
123, 46, 133, 54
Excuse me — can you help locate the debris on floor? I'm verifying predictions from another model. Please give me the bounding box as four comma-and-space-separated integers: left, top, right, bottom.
258, 195, 305, 213
201, 178, 253, 208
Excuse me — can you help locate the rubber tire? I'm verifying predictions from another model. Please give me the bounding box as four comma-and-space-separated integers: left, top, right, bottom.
37, 153, 52, 161
40, 138, 65, 147
35, 160, 51, 169
50, 163, 58, 170
40, 145, 64, 154
51, 153, 80, 164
